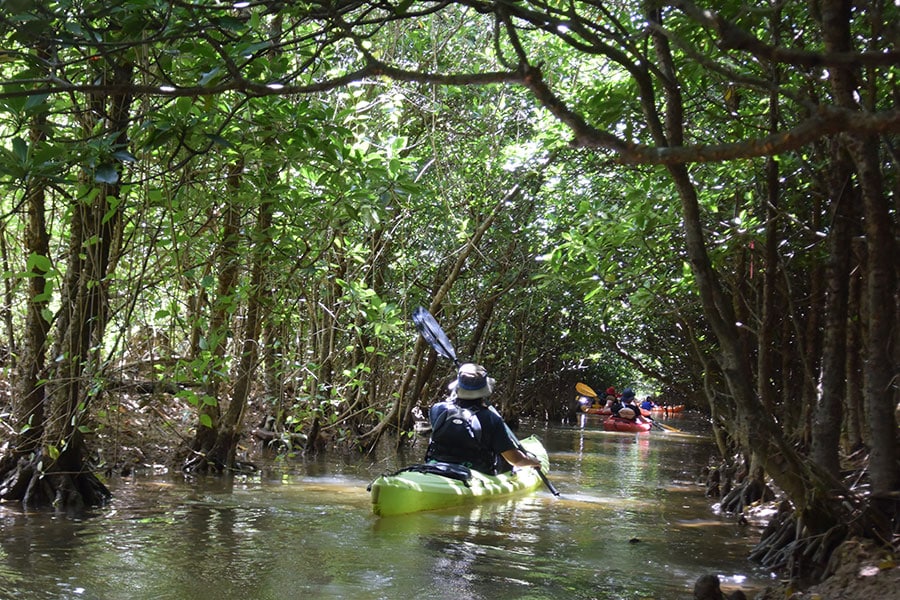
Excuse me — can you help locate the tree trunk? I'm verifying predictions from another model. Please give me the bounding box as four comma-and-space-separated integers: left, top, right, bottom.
757, 163, 779, 414
851, 137, 898, 499
648, 9, 842, 530
810, 153, 855, 474
757, 11, 782, 416
15, 105, 52, 454
1, 56, 133, 509
205, 197, 273, 469
184, 161, 243, 472
818, 0, 898, 501
796, 194, 825, 443
842, 240, 864, 453
0, 98, 52, 500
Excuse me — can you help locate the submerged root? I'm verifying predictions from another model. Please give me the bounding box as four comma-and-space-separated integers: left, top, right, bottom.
720, 476, 775, 514
706, 459, 775, 515
748, 499, 892, 583
0, 453, 110, 512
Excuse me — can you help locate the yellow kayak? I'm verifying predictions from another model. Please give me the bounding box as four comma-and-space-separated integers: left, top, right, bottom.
369, 435, 550, 517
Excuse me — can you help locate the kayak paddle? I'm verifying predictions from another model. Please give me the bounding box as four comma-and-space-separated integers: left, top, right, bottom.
412, 306, 560, 496
575, 382, 599, 398
647, 417, 681, 432
412, 306, 460, 367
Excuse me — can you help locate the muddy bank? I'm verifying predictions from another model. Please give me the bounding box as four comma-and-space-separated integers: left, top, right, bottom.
753, 537, 899, 600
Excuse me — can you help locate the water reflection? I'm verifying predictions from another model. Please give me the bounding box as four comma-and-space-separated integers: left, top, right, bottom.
0, 415, 772, 599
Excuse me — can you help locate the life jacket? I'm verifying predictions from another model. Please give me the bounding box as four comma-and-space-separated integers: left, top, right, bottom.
617, 406, 636, 419
426, 402, 494, 473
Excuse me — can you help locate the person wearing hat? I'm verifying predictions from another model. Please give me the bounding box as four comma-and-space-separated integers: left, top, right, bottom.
613, 388, 643, 421
603, 391, 617, 411
425, 363, 542, 474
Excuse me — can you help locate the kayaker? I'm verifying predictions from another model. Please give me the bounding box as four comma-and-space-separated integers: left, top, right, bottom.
613, 388, 643, 421
640, 396, 657, 411
603, 392, 617, 410
425, 363, 542, 475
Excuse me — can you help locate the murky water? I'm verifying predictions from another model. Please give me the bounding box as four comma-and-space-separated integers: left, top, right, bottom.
0, 413, 775, 599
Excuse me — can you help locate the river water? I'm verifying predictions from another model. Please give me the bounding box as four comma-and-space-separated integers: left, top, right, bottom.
0, 413, 775, 599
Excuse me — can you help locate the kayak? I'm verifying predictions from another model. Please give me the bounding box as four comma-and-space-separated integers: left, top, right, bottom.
650, 404, 684, 413
369, 435, 550, 517
602, 416, 652, 433
577, 394, 610, 415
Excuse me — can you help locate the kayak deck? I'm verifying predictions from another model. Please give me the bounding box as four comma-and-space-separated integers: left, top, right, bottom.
602, 416, 652, 433
369, 435, 549, 517
581, 405, 612, 415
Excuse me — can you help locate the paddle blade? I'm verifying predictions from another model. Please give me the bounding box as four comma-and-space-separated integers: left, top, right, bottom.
657, 422, 682, 432
412, 306, 459, 365
575, 382, 598, 398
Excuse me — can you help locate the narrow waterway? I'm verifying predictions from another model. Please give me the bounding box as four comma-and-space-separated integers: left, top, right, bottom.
0, 413, 775, 599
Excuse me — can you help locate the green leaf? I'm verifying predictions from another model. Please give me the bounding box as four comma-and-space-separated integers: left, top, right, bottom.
24, 93, 48, 111
198, 67, 221, 86
102, 196, 121, 224
26, 253, 52, 274
199, 413, 214, 428
34, 279, 54, 303
95, 164, 119, 184
205, 133, 235, 149
112, 150, 137, 163
12, 137, 27, 162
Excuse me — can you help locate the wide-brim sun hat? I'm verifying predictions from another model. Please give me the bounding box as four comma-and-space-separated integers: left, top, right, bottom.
449, 362, 495, 399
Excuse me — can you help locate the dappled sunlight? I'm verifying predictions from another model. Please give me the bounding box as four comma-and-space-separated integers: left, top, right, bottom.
0, 416, 774, 599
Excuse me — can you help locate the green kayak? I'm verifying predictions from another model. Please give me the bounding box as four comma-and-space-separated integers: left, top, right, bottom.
369, 435, 550, 517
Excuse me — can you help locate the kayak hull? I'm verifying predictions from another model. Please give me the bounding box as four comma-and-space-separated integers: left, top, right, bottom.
602, 416, 652, 433
370, 435, 549, 517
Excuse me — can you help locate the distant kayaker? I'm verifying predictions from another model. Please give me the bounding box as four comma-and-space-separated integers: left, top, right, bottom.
640, 396, 657, 411
603, 392, 617, 410
425, 363, 543, 475
612, 388, 643, 421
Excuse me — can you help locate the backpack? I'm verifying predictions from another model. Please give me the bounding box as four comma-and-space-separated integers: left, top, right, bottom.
429, 403, 483, 453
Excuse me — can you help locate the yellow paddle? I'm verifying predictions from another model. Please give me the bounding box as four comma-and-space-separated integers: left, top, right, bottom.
649, 418, 681, 432
575, 382, 599, 398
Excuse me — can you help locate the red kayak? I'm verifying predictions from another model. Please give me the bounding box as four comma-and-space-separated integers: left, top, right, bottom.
603, 416, 652, 433
650, 404, 684, 413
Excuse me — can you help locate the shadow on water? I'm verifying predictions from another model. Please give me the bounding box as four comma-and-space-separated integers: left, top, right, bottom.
0, 413, 774, 599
